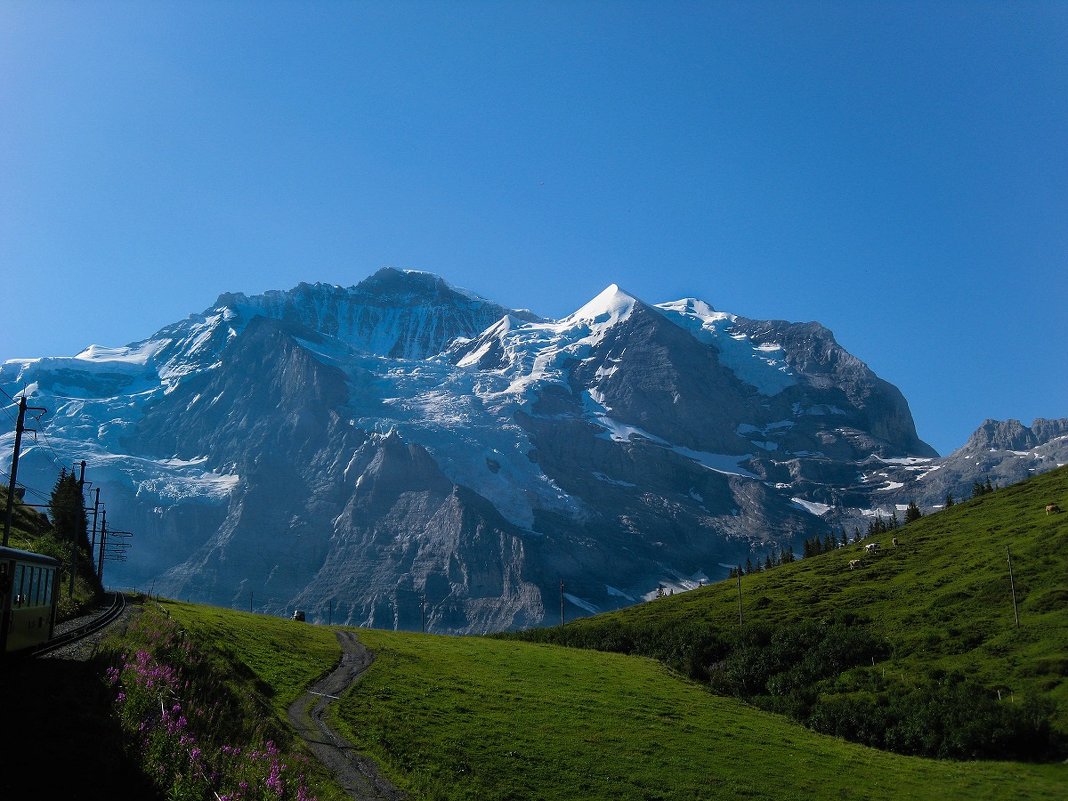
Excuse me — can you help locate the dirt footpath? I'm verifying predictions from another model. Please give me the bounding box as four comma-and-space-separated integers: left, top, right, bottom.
287, 630, 405, 800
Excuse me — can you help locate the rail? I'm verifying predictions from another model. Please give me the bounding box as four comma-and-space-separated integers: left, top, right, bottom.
33, 592, 127, 656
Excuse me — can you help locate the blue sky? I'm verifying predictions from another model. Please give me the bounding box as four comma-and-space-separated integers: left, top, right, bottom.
1, 1, 1065, 455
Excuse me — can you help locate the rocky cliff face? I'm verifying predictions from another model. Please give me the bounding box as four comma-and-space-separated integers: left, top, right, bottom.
3, 269, 1052, 632
862, 418, 1068, 515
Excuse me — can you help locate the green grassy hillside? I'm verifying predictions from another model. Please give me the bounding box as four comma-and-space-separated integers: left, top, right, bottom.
137, 600, 1067, 801
332, 628, 1066, 801
509, 465, 1068, 756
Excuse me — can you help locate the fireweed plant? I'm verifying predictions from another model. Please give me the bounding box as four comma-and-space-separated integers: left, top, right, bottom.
106, 606, 316, 801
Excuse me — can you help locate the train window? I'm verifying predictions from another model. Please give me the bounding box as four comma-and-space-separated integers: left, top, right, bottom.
43, 568, 53, 606
13, 564, 24, 607
34, 567, 43, 605
28, 567, 38, 606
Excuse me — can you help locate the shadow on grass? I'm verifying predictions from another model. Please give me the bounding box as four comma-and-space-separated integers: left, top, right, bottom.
0, 654, 161, 800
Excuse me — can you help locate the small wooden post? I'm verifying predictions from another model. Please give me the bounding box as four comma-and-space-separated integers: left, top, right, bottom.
736, 570, 743, 625
559, 579, 565, 627
1006, 547, 1020, 628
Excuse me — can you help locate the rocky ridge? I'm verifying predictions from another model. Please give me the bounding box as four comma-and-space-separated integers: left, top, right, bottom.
1, 269, 1062, 632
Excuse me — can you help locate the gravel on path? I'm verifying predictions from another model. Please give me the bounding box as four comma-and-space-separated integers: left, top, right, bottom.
287, 629, 406, 801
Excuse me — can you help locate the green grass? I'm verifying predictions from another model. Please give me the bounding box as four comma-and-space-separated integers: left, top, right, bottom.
140, 601, 349, 800
512, 465, 1068, 732
329, 628, 1067, 801
165, 600, 342, 718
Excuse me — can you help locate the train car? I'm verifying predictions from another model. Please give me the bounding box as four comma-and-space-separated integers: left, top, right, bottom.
0, 545, 61, 655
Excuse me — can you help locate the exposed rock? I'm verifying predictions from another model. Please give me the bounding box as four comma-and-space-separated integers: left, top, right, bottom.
4, 270, 1056, 632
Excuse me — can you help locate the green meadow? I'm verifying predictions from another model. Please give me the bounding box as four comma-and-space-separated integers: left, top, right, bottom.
158, 600, 1067, 801
511, 465, 1068, 742
329, 628, 1067, 801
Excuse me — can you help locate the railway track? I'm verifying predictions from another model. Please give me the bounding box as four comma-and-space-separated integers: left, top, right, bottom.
32, 591, 127, 657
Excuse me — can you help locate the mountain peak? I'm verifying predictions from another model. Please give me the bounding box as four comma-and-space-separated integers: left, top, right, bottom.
564, 284, 640, 326
355, 267, 489, 306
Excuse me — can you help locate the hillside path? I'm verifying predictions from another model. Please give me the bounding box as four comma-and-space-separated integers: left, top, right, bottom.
287, 630, 405, 800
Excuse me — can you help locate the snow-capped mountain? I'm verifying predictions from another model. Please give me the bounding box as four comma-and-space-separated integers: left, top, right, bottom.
2, 269, 1059, 632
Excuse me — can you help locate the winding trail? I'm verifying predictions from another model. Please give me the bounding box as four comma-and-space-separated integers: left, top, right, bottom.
287, 630, 405, 800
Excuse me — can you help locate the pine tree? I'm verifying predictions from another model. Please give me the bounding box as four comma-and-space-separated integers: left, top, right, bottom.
944, 493, 955, 508
745, 557, 753, 575
49, 469, 88, 548
904, 500, 922, 524
853, 526, 862, 544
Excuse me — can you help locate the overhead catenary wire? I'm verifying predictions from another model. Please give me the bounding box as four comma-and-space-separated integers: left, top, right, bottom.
0, 400, 18, 428
0, 464, 52, 503
33, 424, 77, 475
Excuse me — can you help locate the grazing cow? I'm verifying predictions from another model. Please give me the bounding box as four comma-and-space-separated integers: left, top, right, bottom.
848, 559, 861, 570
892, 537, 898, 547
1047, 503, 1063, 515
864, 542, 880, 554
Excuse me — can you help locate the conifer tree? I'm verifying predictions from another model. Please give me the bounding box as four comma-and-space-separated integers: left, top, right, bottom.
49, 468, 88, 548
944, 493, 955, 508
904, 500, 922, 523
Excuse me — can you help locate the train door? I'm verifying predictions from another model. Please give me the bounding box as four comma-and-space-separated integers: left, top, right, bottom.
0, 560, 10, 653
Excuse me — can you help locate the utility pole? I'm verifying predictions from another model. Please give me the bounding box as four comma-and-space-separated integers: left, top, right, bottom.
3, 396, 47, 548
1007, 546, 1020, 628
89, 488, 100, 555
559, 579, 565, 627
70, 460, 86, 595
97, 510, 107, 580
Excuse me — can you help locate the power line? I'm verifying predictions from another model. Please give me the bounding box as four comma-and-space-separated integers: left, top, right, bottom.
0, 400, 17, 428
33, 425, 74, 474
0, 464, 52, 503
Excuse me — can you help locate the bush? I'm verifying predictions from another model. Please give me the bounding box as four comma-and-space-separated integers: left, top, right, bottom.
807, 674, 1062, 760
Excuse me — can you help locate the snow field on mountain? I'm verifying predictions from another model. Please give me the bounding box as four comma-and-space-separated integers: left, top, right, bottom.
657, 298, 797, 395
